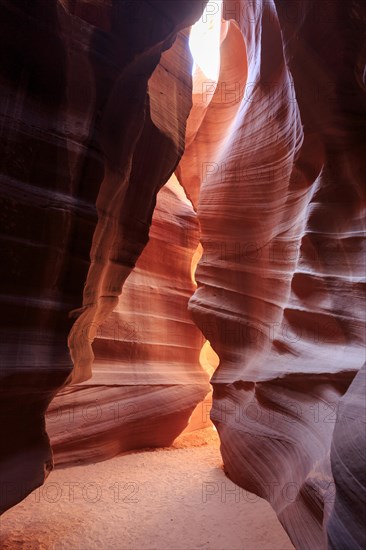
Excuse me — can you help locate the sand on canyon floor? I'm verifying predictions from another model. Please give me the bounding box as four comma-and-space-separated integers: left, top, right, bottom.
0, 428, 294, 550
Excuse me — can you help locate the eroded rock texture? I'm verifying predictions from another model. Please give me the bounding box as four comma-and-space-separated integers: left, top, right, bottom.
177, 1, 366, 548
47, 175, 210, 466
0, 0, 206, 513
327, 364, 366, 550
1, 0, 365, 548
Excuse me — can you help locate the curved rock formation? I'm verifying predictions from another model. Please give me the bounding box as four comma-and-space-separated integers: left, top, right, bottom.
176, 0, 365, 548
1, 1, 365, 548
0, 0, 206, 513
47, 175, 210, 466
327, 364, 366, 550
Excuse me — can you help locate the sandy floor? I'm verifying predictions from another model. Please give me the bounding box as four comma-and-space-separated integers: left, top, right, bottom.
1, 429, 294, 550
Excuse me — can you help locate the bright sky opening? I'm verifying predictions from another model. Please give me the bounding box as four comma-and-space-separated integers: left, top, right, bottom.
189, 0, 223, 81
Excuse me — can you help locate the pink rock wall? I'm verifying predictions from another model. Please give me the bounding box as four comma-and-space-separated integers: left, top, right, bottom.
47, 175, 210, 465
0, 0, 206, 513
1, 2, 365, 548
177, 1, 365, 547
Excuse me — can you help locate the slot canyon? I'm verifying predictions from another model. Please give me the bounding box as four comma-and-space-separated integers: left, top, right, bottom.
0, 1, 365, 549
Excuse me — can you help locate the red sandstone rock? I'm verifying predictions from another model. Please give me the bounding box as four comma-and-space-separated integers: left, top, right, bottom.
0, 0, 206, 513
47, 175, 211, 465
1, 2, 365, 549
177, 1, 365, 548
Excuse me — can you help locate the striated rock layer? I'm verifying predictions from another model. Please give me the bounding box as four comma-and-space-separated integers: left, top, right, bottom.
327, 364, 366, 549
0, 0, 206, 513
177, 0, 366, 548
1, 0, 365, 547
47, 175, 210, 466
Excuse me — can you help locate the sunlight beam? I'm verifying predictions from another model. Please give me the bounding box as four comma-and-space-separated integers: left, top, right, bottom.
189, 0, 223, 81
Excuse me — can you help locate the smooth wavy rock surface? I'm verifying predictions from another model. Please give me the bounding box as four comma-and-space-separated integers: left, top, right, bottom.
1, 1, 365, 547
327, 364, 366, 550
177, 0, 366, 548
0, 0, 206, 513
47, 175, 210, 466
